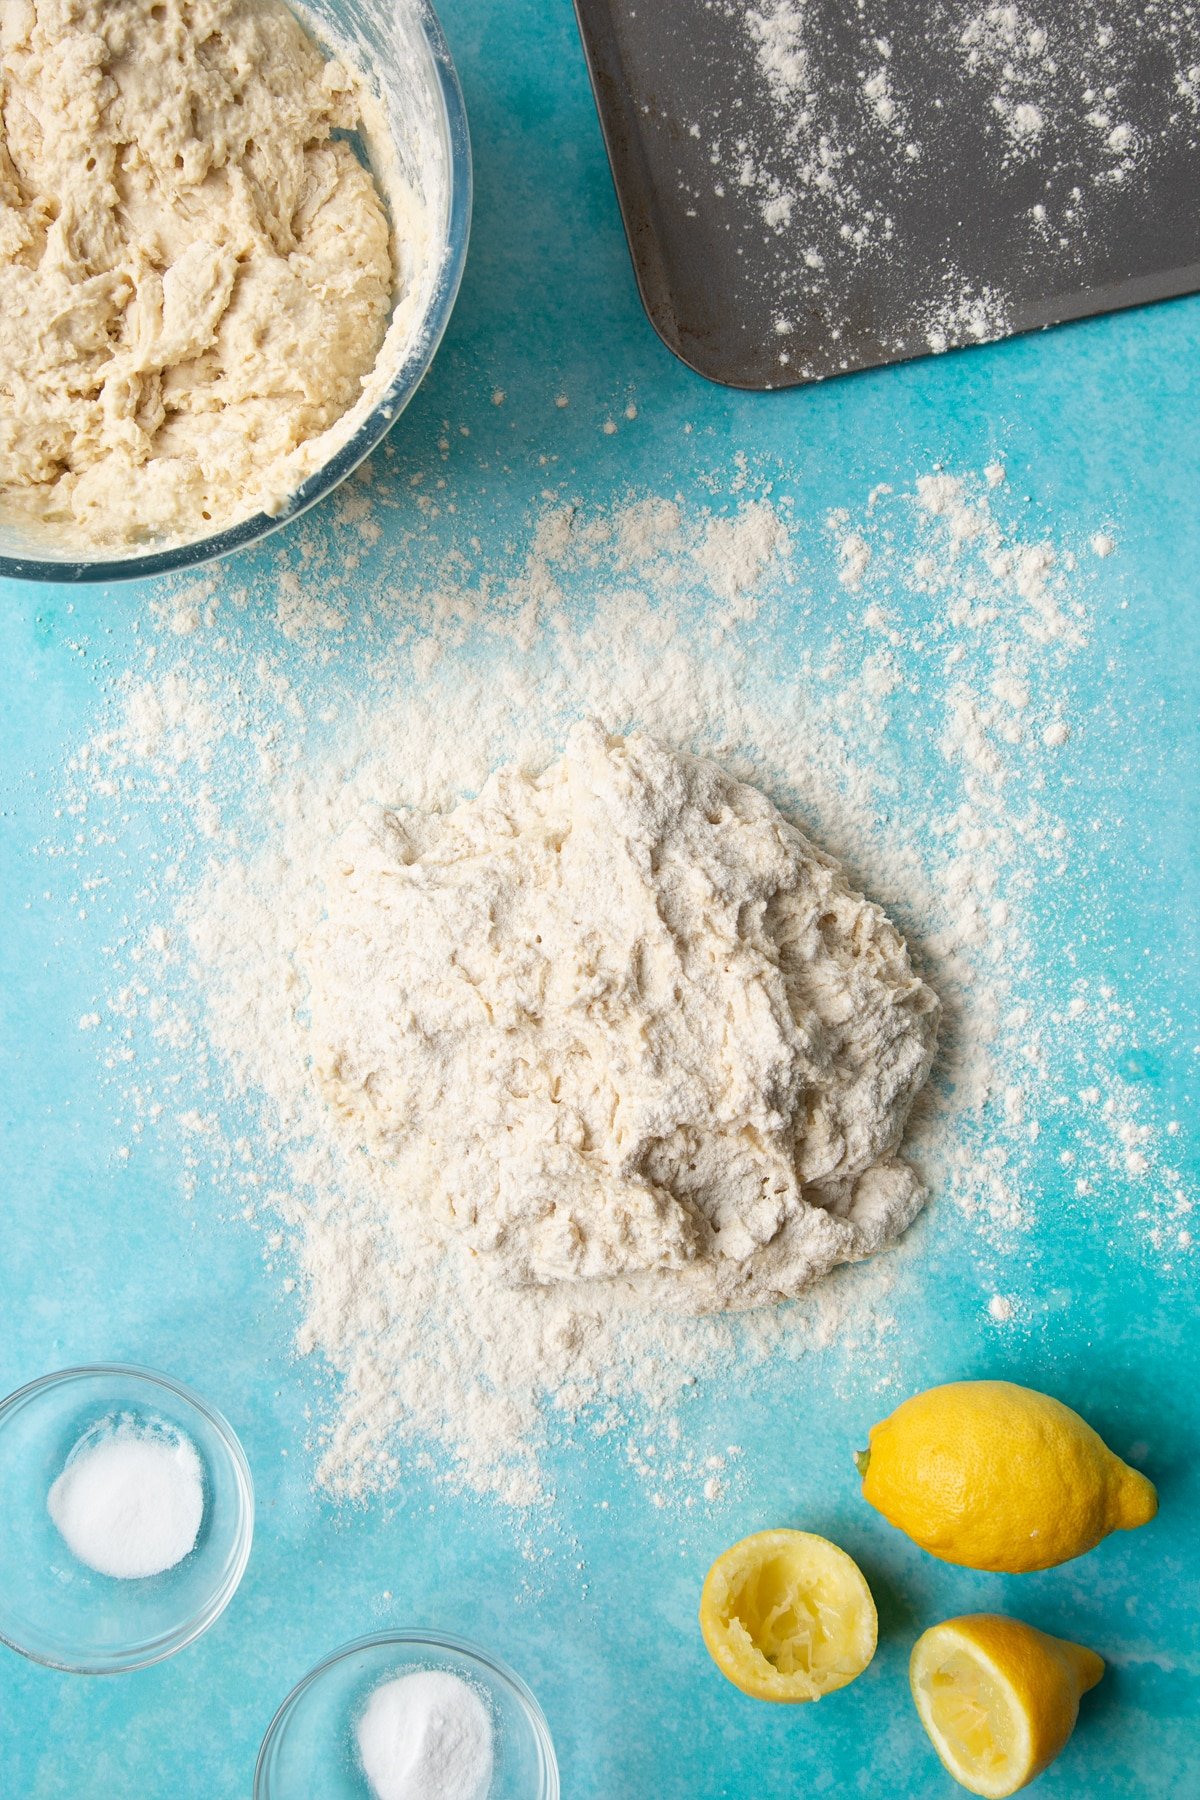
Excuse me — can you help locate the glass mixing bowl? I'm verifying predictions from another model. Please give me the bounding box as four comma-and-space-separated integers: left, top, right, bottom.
255, 1630, 560, 1800
0, 1364, 254, 1673
0, 0, 471, 585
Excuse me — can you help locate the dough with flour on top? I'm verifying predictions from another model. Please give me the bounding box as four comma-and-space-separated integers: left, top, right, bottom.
0, 0, 393, 547
302, 723, 941, 1313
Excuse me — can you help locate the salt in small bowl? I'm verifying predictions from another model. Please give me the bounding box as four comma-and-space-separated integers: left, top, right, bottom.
0, 1363, 253, 1673
255, 1629, 559, 1800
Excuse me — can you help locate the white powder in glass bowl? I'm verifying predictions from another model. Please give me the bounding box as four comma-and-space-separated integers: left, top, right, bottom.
357, 1672, 494, 1800
48, 1418, 204, 1580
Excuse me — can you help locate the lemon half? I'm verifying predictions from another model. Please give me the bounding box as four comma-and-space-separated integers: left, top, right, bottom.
699, 1528, 878, 1702
910, 1614, 1105, 1797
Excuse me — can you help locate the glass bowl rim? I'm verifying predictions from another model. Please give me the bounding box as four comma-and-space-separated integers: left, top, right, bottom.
0, 1361, 255, 1674
0, 0, 472, 587
254, 1626, 561, 1800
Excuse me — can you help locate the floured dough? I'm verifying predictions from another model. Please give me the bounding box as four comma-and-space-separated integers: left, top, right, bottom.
0, 0, 394, 547
303, 723, 941, 1312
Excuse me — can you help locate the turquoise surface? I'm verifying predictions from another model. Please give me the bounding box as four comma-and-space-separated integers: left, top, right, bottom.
1, 1, 1198, 1795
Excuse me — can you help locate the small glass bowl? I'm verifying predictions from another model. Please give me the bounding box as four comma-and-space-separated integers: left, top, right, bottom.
0, 1364, 254, 1674
255, 1630, 559, 1800
0, 0, 471, 584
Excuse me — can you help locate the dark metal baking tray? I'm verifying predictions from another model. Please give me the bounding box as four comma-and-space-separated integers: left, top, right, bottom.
574, 0, 1200, 388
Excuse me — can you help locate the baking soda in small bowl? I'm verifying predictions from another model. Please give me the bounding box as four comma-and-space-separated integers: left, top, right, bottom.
357, 1670, 495, 1800
0, 1365, 252, 1672
254, 1630, 556, 1800
48, 1413, 205, 1580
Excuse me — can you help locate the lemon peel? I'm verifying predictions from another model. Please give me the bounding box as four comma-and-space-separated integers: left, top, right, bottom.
910, 1613, 1104, 1797
699, 1528, 877, 1702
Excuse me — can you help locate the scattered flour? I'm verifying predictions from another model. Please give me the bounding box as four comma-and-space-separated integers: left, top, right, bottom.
746, 2, 809, 102
924, 283, 1014, 356
957, 1, 1150, 198
55, 458, 1193, 1513
694, 0, 1200, 376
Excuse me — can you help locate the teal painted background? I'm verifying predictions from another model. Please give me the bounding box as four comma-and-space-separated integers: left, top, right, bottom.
1, 1, 1197, 1794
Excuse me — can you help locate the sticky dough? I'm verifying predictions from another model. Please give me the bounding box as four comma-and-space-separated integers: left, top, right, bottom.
303, 723, 942, 1312
0, 0, 394, 548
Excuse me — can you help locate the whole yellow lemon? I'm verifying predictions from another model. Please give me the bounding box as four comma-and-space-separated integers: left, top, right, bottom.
857, 1379, 1157, 1572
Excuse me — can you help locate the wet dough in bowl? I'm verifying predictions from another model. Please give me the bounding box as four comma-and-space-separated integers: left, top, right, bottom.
0, 0, 394, 548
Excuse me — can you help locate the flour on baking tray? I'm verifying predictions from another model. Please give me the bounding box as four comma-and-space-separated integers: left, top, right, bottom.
720, 0, 1200, 370
58, 461, 1193, 1514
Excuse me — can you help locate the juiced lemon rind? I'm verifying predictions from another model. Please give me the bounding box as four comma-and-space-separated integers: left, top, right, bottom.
699, 1528, 877, 1704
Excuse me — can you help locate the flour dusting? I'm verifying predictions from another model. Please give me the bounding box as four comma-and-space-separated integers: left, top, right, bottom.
653, 0, 1200, 381
55, 458, 1193, 1513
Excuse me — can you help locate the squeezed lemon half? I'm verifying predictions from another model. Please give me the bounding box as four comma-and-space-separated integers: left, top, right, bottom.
699, 1528, 877, 1702
910, 1614, 1105, 1797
